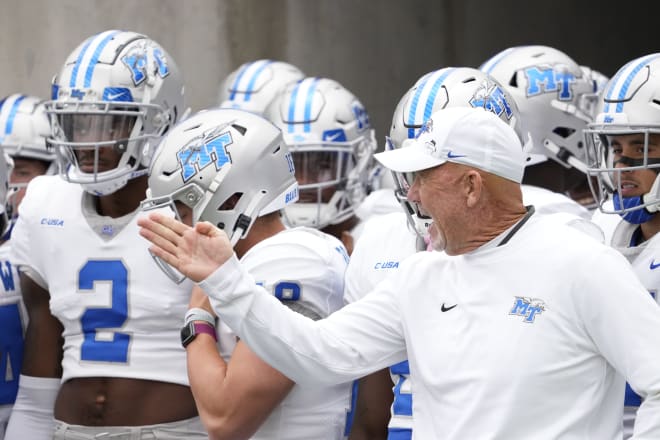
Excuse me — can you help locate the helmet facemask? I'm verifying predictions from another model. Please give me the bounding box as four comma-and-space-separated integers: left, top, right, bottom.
267, 77, 376, 230
0, 95, 58, 220
585, 127, 660, 220
47, 100, 167, 195
384, 136, 431, 240
283, 134, 372, 229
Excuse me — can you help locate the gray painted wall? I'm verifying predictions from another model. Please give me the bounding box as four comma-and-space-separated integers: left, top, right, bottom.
1, 0, 657, 142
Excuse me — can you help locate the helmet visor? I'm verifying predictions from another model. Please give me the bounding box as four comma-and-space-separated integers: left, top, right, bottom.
57, 113, 137, 143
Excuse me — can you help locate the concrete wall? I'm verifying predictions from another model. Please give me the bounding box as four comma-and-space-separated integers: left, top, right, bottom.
1, 0, 657, 142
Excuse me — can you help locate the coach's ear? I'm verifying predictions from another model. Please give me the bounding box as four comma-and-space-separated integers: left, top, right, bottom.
464, 169, 483, 209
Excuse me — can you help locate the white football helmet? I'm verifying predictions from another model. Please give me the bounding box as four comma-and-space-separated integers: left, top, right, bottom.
46, 30, 185, 196
219, 59, 304, 115
142, 107, 298, 246
584, 53, 660, 218
388, 67, 525, 239
580, 66, 610, 95
265, 77, 376, 229
480, 45, 595, 171
0, 94, 57, 170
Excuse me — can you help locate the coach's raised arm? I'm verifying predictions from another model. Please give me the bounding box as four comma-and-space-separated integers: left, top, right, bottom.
138, 106, 660, 439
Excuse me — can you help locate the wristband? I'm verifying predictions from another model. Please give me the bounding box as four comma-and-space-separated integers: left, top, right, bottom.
184, 307, 216, 327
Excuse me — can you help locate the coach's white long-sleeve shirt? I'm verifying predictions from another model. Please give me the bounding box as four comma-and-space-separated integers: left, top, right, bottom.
200, 213, 660, 439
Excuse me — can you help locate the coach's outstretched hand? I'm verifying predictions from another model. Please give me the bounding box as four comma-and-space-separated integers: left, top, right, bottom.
138, 212, 233, 282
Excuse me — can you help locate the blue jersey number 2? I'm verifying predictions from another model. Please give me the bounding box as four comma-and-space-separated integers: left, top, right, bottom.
79, 260, 130, 363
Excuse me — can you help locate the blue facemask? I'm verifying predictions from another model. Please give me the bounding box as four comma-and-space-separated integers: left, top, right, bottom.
612, 192, 655, 224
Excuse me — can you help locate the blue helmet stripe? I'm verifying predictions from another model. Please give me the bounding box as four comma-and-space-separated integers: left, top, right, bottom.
83, 30, 120, 88
69, 37, 95, 87
407, 69, 453, 139
423, 68, 454, 123
615, 54, 660, 113
480, 47, 518, 74
4, 95, 25, 136
229, 62, 252, 101
605, 54, 660, 113
287, 80, 302, 133
407, 74, 431, 139
604, 58, 639, 105
243, 60, 272, 102
303, 77, 319, 132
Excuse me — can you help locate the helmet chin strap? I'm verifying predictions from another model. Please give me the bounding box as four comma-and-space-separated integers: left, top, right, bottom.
228, 191, 267, 247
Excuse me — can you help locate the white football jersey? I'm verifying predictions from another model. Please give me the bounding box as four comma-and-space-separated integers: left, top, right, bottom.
202, 212, 660, 439
344, 212, 420, 437
522, 184, 590, 218
591, 198, 622, 246
351, 189, 401, 245
607, 218, 660, 438
522, 185, 604, 241
0, 240, 25, 428
237, 227, 352, 439
10, 175, 193, 385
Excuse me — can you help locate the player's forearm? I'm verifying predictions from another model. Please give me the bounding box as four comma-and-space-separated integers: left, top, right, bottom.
4, 375, 60, 440
185, 334, 230, 426
186, 337, 287, 440
21, 295, 64, 377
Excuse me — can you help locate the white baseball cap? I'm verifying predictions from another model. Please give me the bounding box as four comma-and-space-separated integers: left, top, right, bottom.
375, 107, 525, 183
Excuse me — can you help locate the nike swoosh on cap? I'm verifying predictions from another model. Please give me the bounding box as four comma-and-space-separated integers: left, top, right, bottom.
447, 151, 466, 159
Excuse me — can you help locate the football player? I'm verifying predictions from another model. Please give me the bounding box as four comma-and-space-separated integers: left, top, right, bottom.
141, 107, 353, 439
265, 77, 381, 253
5, 30, 206, 439
0, 94, 56, 439
584, 53, 660, 438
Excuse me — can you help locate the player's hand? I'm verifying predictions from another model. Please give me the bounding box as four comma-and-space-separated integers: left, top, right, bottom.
138, 212, 233, 282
